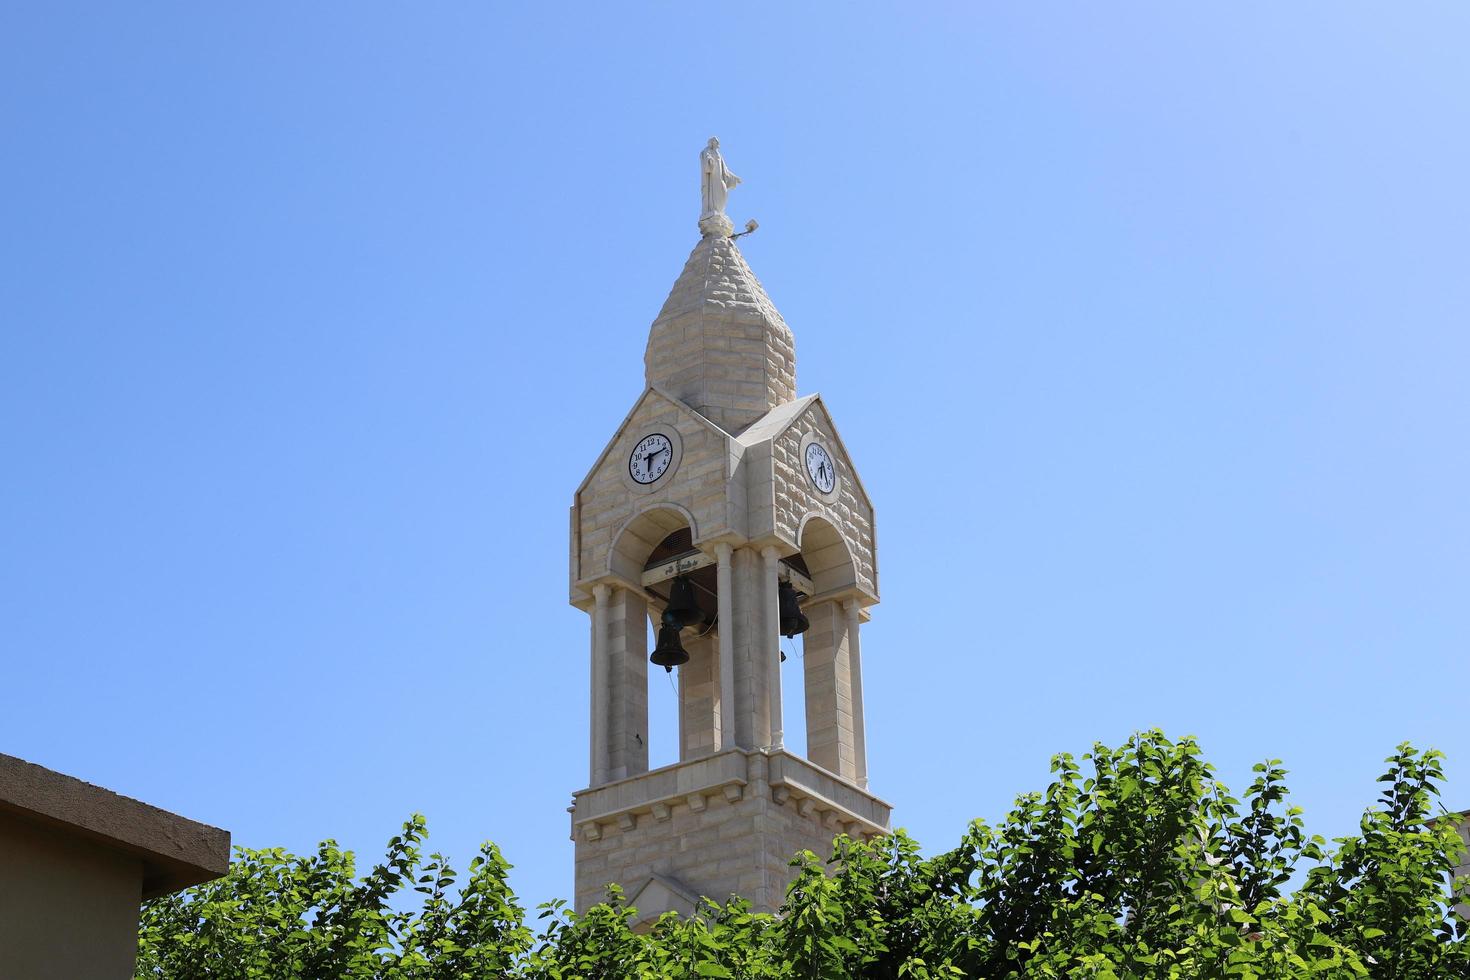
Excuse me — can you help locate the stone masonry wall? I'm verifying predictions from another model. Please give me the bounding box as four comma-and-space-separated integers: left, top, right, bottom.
573, 751, 884, 915
575, 780, 770, 913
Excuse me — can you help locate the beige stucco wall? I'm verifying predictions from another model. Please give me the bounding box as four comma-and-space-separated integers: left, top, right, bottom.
0, 813, 144, 980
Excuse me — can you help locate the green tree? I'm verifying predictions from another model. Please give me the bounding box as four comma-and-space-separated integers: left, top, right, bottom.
1303, 744, 1469, 978
135, 814, 531, 979
137, 733, 1470, 979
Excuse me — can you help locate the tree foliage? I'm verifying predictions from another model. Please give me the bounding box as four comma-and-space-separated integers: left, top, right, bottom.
136, 733, 1470, 979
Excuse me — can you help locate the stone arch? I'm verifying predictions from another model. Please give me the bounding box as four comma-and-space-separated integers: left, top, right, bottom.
608, 504, 698, 583
797, 513, 857, 598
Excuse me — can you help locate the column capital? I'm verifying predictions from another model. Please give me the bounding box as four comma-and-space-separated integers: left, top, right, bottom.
714, 541, 733, 561
593, 583, 612, 603
842, 597, 860, 613
760, 545, 780, 561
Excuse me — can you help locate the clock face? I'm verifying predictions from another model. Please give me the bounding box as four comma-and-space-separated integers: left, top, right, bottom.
629, 433, 674, 484
804, 442, 837, 494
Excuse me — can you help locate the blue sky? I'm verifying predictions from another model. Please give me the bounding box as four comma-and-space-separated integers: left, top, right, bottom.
2, 3, 1467, 912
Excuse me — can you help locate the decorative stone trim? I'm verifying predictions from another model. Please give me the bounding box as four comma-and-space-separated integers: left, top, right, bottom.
570, 750, 749, 841
568, 748, 889, 849
765, 751, 891, 836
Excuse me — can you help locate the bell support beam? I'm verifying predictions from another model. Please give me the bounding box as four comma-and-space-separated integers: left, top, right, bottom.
642, 550, 717, 587
778, 565, 815, 596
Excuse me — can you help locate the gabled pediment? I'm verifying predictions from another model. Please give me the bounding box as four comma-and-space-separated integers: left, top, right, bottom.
571, 386, 742, 603
626, 873, 701, 931
734, 394, 879, 601
574, 386, 732, 499
736, 394, 874, 517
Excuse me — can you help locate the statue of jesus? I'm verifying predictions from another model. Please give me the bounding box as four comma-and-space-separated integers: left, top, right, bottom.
700, 137, 741, 219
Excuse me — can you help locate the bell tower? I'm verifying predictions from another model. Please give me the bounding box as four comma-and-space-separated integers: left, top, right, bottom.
567, 140, 890, 921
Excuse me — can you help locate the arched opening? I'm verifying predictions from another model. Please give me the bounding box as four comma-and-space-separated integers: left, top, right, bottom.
796, 514, 859, 599
607, 506, 721, 772
608, 504, 697, 584
641, 525, 716, 771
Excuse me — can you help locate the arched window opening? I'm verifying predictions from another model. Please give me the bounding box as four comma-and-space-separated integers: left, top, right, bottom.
641, 526, 722, 769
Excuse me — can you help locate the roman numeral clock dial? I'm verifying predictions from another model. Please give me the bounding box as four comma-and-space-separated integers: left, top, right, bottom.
629, 433, 673, 484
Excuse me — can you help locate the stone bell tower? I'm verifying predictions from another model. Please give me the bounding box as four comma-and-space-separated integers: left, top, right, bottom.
567, 140, 889, 921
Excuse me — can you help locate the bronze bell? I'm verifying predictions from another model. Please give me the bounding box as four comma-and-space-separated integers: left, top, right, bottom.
778, 579, 810, 638
650, 624, 689, 672
661, 575, 703, 629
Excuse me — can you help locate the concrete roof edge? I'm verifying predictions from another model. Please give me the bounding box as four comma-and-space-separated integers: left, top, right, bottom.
0, 752, 231, 899
734, 393, 820, 447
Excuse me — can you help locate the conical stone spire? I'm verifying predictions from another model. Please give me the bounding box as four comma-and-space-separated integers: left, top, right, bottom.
644, 233, 796, 435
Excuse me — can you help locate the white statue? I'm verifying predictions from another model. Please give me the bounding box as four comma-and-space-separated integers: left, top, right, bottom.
700, 137, 741, 224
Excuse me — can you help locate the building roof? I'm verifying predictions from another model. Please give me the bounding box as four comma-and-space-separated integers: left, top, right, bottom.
734, 393, 819, 447
0, 752, 230, 899
650, 231, 788, 327
643, 233, 797, 435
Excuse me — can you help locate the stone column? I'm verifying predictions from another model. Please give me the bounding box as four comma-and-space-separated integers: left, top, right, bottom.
730, 547, 767, 749
845, 599, 869, 790
679, 630, 720, 760
590, 584, 610, 786
606, 587, 649, 780
715, 543, 736, 750
803, 600, 855, 780
761, 546, 783, 751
